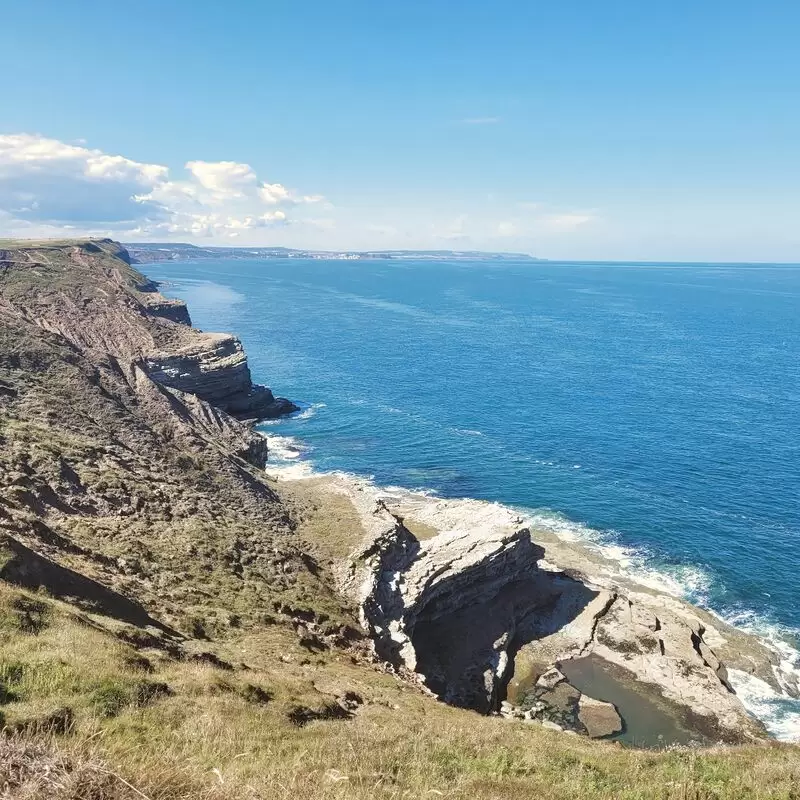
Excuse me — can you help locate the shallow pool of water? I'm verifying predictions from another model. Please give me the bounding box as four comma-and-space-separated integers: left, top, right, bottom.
559, 656, 706, 748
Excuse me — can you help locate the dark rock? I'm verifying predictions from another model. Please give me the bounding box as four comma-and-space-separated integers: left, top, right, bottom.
145, 298, 192, 326
190, 651, 235, 671
287, 700, 354, 727
10, 706, 75, 735
239, 684, 273, 704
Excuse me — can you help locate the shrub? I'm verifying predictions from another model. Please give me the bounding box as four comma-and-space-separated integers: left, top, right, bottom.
90, 682, 131, 718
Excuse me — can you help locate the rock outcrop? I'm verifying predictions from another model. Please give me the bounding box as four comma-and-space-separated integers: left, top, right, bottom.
342, 495, 598, 713
339, 486, 773, 742
348, 515, 557, 711
142, 297, 192, 326
144, 333, 296, 420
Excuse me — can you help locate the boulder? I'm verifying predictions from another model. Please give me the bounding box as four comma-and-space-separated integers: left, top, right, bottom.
536, 667, 566, 690
577, 694, 623, 738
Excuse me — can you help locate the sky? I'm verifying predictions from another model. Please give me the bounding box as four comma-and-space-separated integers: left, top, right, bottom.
1, 0, 799, 261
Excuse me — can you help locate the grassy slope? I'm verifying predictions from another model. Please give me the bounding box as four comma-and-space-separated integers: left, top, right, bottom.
1, 240, 800, 799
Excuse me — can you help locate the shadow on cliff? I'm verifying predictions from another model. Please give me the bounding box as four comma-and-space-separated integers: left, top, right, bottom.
408, 543, 598, 714
1, 535, 179, 637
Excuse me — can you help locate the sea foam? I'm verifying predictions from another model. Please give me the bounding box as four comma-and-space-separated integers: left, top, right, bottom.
262, 434, 315, 479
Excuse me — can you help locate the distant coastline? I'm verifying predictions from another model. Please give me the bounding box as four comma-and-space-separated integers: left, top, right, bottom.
121, 243, 799, 268
124, 241, 543, 264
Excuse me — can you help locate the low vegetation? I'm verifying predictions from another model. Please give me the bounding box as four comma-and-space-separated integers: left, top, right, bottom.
2, 240, 800, 798
3, 581, 800, 800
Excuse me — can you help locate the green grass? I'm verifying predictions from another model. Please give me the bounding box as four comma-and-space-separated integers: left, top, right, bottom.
2, 581, 800, 799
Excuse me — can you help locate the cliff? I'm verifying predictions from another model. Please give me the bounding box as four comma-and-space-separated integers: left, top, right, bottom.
1, 238, 799, 800
0, 238, 354, 693
0, 240, 315, 618
336, 482, 784, 743
0, 237, 296, 420
145, 333, 296, 419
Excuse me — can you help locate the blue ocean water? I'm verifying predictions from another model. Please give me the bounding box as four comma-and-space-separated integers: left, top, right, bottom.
153, 257, 800, 727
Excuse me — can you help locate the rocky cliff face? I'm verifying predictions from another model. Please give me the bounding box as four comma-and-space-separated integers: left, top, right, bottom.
339, 487, 775, 742
0, 238, 336, 643
0, 238, 296, 421
345, 508, 553, 712
145, 333, 296, 420
143, 297, 192, 326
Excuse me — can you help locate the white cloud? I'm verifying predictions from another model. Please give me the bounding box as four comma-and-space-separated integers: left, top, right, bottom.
0, 133, 168, 227
0, 133, 325, 240
0, 134, 166, 185
186, 160, 257, 196
0, 132, 600, 251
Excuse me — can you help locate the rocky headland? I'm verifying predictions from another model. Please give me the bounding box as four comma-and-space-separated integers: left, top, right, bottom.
0, 238, 296, 422
3, 237, 800, 799
294, 474, 792, 746
144, 332, 296, 420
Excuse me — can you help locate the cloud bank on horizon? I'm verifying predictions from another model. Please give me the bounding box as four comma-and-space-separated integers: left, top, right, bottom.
0, 133, 596, 253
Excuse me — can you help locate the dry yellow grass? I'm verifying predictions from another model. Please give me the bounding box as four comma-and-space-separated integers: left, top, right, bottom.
3, 583, 800, 800
276, 478, 369, 562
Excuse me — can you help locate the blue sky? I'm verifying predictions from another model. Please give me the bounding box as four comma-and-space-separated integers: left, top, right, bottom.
1, 0, 798, 260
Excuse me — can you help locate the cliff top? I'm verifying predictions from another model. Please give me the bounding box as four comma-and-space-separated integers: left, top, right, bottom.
0, 237, 153, 298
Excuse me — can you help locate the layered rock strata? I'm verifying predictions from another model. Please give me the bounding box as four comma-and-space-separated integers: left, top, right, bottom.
339, 486, 781, 742
0, 238, 296, 422
144, 333, 296, 420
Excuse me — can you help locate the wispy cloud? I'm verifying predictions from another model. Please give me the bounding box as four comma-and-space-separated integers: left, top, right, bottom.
458, 116, 501, 125
429, 207, 598, 247
494, 208, 598, 238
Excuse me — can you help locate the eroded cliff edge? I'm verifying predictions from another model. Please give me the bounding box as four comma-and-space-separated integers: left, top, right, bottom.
0, 238, 296, 422
329, 479, 793, 744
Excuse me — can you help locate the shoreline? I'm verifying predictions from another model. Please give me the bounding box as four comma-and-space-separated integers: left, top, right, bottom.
262, 426, 800, 743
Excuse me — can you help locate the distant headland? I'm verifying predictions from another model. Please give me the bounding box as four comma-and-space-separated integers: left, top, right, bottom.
124, 241, 544, 264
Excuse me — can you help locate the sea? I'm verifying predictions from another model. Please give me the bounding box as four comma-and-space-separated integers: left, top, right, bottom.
151, 256, 800, 739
